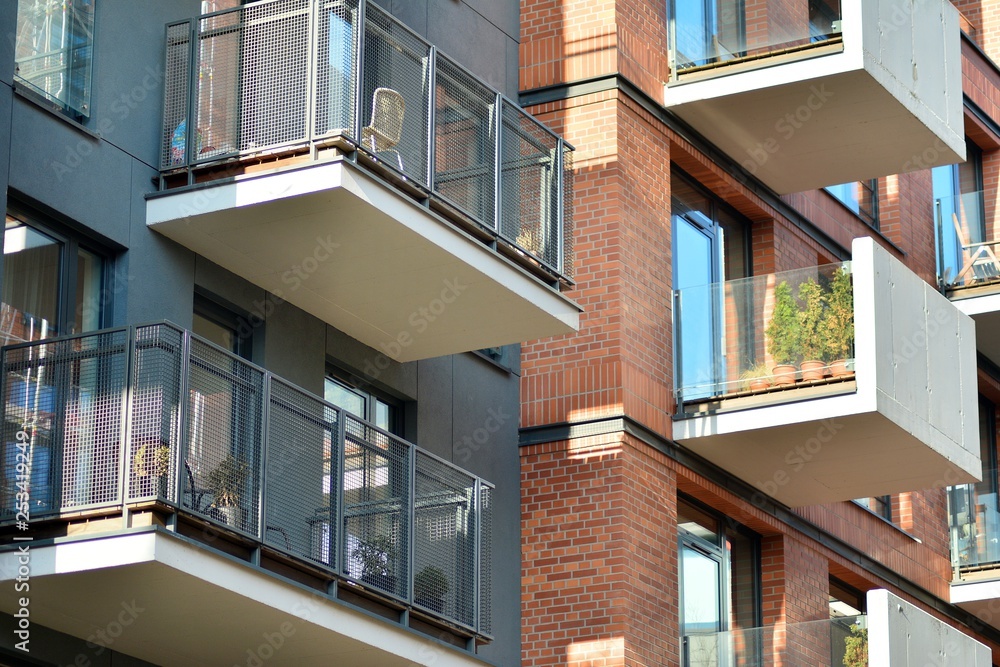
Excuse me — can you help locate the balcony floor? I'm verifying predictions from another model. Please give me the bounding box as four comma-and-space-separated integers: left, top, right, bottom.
0, 528, 486, 667
146, 156, 579, 361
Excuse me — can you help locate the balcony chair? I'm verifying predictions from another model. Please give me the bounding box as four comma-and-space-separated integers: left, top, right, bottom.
361, 87, 405, 171
952, 213, 1000, 285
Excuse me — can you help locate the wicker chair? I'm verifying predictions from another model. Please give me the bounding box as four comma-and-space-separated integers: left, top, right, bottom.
361, 87, 405, 171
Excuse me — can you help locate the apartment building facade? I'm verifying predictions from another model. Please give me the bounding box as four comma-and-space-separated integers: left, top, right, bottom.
519, 0, 1000, 664
0, 1, 578, 665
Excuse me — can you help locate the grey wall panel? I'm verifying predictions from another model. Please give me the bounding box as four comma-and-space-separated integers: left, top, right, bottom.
464, 0, 520, 43
125, 232, 194, 327
9, 97, 131, 246
265, 300, 326, 395
428, 0, 511, 95
415, 355, 454, 458
0, 3, 15, 86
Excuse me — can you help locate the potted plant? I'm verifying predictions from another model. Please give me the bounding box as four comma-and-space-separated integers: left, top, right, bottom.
414, 565, 449, 612
352, 533, 397, 593
825, 266, 855, 378
206, 454, 249, 527
739, 362, 772, 392
766, 280, 800, 386
843, 622, 868, 667
133, 441, 171, 498
797, 277, 829, 382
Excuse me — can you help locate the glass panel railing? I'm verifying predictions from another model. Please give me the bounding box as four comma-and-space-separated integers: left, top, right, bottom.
159, 0, 573, 282
683, 615, 867, 667
948, 483, 1000, 572
0, 323, 493, 637
670, 0, 843, 76
934, 190, 997, 288
675, 262, 854, 406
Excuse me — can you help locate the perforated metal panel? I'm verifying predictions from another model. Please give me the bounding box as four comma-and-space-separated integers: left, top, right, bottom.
342, 412, 409, 598
360, 3, 431, 185
265, 378, 339, 567
562, 146, 575, 280
414, 450, 478, 628
433, 53, 497, 230
162, 22, 192, 168
501, 100, 561, 275
314, 0, 360, 139
182, 337, 264, 537
127, 324, 184, 503
479, 483, 493, 636
1, 330, 128, 518
192, 8, 242, 162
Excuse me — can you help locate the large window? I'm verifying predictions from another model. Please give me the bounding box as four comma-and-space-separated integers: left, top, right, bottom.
949, 397, 1000, 568
14, 0, 95, 117
192, 293, 253, 361
935, 141, 986, 285
2, 214, 107, 346
679, 496, 760, 667
825, 180, 878, 229
672, 169, 750, 400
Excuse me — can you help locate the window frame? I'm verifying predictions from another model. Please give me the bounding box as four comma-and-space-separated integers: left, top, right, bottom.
3, 209, 112, 345
824, 179, 879, 229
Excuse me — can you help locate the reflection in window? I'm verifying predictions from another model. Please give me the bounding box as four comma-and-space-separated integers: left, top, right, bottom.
825, 180, 878, 229
934, 141, 985, 286
2, 215, 106, 346
14, 0, 95, 117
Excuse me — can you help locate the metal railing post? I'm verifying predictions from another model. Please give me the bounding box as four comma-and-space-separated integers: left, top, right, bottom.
185, 18, 199, 174
353, 0, 367, 142
304, 0, 319, 143
426, 46, 437, 190
406, 442, 416, 602
556, 139, 565, 276
258, 372, 271, 544
118, 327, 137, 508
334, 405, 347, 574
175, 328, 192, 511
493, 93, 503, 234
473, 477, 482, 635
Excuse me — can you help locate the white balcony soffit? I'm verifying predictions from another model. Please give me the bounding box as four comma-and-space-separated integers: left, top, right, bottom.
146, 157, 580, 362
952, 579, 1000, 634
0, 531, 487, 667
951, 292, 1000, 367
663, 0, 965, 194
673, 238, 981, 507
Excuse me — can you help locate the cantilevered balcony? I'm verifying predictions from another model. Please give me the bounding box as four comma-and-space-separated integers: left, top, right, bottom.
936, 190, 1000, 367
664, 0, 965, 194
948, 482, 1000, 632
683, 590, 989, 666
0, 324, 492, 666
673, 238, 980, 507
146, 0, 579, 362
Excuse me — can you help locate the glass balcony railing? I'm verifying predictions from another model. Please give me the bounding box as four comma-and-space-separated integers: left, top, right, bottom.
669, 0, 843, 78
935, 190, 998, 289
683, 615, 868, 667
674, 262, 855, 407
0, 323, 493, 638
159, 0, 573, 282
948, 482, 1000, 575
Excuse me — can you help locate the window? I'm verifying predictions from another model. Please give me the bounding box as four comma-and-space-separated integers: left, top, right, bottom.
948, 397, 999, 568
325, 373, 400, 435
14, 0, 95, 117
678, 496, 760, 667
672, 169, 750, 400
829, 577, 866, 667
853, 495, 891, 521
825, 180, 878, 229
2, 213, 108, 346
192, 293, 253, 360
934, 141, 985, 286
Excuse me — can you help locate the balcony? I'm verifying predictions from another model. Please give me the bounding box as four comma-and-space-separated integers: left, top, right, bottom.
0, 324, 492, 666
682, 590, 989, 666
936, 190, 1000, 367
664, 0, 965, 194
673, 238, 980, 507
146, 0, 579, 362
948, 482, 1000, 630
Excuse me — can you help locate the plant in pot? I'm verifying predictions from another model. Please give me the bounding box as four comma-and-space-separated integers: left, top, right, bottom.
414, 565, 449, 613
739, 362, 772, 392
765, 280, 801, 386
132, 441, 171, 498
825, 266, 855, 378
796, 277, 829, 382
206, 454, 249, 528
843, 622, 868, 667
352, 533, 397, 593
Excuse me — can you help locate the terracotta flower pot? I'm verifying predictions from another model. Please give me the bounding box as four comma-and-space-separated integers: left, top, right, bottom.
800, 359, 826, 382
829, 359, 855, 379
748, 378, 771, 392
771, 364, 797, 386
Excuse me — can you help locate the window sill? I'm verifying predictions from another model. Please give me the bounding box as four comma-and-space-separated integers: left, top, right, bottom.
849, 500, 922, 543
13, 82, 100, 140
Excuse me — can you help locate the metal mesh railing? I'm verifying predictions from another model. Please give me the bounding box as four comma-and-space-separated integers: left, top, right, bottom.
0, 322, 492, 637
0, 329, 128, 518
159, 0, 574, 284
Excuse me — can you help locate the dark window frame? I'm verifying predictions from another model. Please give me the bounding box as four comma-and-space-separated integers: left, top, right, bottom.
824, 179, 879, 230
